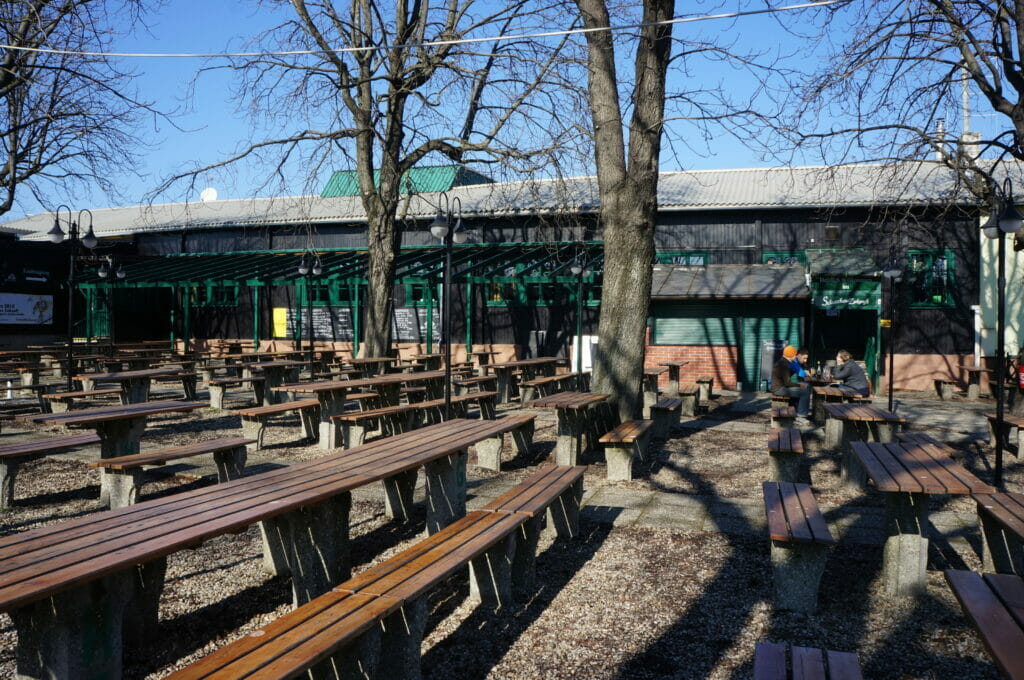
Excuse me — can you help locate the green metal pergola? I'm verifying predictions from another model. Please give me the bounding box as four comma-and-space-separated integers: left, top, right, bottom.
76, 242, 604, 352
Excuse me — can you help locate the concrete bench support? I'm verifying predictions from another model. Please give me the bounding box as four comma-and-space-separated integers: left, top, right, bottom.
770, 539, 829, 614
548, 476, 583, 539
696, 376, 713, 402
0, 459, 21, 509
469, 532, 516, 609
376, 598, 428, 680
424, 449, 468, 534
511, 515, 543, 599
769, 451, 801, 483
935, 379, 956, 400
258, 492, 352, 606
475, 421, 534, 472
650, 399, 682, 439
883, 491, 929, 597
679, 389, 698, 416
383, 469, 418, 521
980, 512, 1024, 574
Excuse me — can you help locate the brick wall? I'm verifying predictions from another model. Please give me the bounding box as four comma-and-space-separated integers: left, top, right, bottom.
645, 327, 739, 389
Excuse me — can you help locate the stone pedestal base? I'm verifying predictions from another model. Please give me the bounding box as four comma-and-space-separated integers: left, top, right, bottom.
883, 491, 929, 597
770, 540, 828, 614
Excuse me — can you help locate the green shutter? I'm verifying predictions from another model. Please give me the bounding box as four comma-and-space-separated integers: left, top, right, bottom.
652, 304, 738, 345
740, 308, 804, 390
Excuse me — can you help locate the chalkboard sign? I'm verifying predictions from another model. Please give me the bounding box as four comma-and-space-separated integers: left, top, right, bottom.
282, 307, 354, 340
392, 307, 441, 342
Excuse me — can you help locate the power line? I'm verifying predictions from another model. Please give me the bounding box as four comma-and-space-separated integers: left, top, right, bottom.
0, 1, 841, 60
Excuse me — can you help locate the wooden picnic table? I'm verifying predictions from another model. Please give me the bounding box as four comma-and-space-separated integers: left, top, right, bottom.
407, 353, 443, 371
486, 357, 561, 403
240, 360, 304, 403
349, 356, 399, 378
642, 366, 668, 417
823, 402, 906, 454
960, 364, 993, 400
18, 399, 207, 505
849, 438, 993, 597
274, 370, 447, 449
0, 418, 505, 680
658, 360, 689, 397
811, 385, 869, 423
527, 391, 609, 465
468, 349, 501, 375
74, 367, 195, 403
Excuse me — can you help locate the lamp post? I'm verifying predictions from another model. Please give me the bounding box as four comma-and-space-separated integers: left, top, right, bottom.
297, 252, 322, 380
97, 256, 126, 356
429, 192, 468, 420
570, 247, 591, 392
882, 261, 902, 413
983, 177, 1024, 489
48, 206, 98, 392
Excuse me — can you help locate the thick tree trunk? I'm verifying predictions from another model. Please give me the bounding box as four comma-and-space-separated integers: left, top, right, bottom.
576, 0, 673, 421
362, 205, 399, 358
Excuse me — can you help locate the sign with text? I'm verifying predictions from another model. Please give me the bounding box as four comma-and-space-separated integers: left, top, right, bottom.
275, 307, 355, 340
392, 307, 441, 343
0, 293, 53, 325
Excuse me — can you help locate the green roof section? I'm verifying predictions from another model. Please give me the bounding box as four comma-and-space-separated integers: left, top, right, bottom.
321, 165, 493, 198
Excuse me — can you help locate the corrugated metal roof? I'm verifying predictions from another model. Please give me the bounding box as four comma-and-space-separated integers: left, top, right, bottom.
650, 264, 809, 299
321, 165, 493, 197
805, 248, 880, 277
4, 161, 993, 240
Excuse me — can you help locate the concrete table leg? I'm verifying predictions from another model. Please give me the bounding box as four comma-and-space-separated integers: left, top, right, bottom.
554, 409, 586, 466
0, 459, 20, 509
547, 478, 583, 539
824, 417, 845, 450
123, 557, 168, 646
317, 389, 348, 451
470, 532, 516, 610
376, 598, 428, 680
980, 513, 1024, 574
121, 377, 151, 404
666, 366, 680, 398
424, 449, 468, 534
241, 416, 267, 452
95, 417, 147, 506
383, 469, 418, 521
883, 491, 930, 597
841, 447, 868, 490
258, 492, 352, 606
642, 377, 658, 419
511, 515, 543, 599
495, 369, 512, 404
180, 375, 197, 400
770, 540, 829, 614
510, 421, 534, 456
213, 446, 247, 481
49, 398, 71, 413
9, 571, 133, 680
253, 381, 267, 406
871, 421, 896, 443
475, 434, 504, 471
107, 469, 146, 508
208, 383, 226, 409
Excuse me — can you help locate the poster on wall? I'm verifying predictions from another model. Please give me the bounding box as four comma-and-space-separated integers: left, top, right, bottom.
0, 293, 53, 325
273, 307, 355, 340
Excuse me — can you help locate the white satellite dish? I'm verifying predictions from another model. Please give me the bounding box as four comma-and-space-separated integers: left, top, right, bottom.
199, 187, 218, 202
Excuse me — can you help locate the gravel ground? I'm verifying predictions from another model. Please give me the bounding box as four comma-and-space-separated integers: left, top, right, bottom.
0, 389, 1013, 679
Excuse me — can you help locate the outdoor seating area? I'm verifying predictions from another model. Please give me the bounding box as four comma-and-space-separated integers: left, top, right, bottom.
0, 341, 1020, 679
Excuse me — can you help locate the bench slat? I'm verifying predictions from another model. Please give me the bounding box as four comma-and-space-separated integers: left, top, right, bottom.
90, 437, 255, 470
825, 649, 864, 680
598, 419, 653, 444
0, 433, 100, 460
975, 493, 1024, 543
236, 399, 319, 417
792, 645, 825, 679
945, 570, 1024, 680
848, 442, 902, 493
778, 482, 814, 543
794, 483, 834, 545
753, 642, 787, 680
480, 464, 584, 517
763, 483, 791, 543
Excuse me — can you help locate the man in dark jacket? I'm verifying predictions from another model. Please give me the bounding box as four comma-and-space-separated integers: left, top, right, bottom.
771, 345, 811, 419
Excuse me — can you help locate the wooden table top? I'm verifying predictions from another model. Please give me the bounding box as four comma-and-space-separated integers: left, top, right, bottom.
644, 366, 668, 376
239, 360, 305, 369
74, 367, 189, 381
960, 365, 993, 373
850, 440, 994, 495
813, 385, 864, 399
527, 391, 608, 410
468, 350, 500, 356
658, 360, 689, 368
0, 418, 509, 612
273, 370, 446, 394
19, 400, 207, 427
488, 357, 561, 370
349, 356, 398, 365
823, 402, 906, 423
408, 354, 442, 360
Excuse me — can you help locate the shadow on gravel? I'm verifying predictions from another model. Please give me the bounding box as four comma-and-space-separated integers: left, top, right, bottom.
420, 518, 615, 680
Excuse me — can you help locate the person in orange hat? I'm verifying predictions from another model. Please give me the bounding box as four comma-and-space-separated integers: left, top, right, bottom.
771, 345, 811, 421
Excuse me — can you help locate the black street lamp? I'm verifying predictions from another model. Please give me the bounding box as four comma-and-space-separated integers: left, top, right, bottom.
983, 177, 1024, 489
882, 260, 902, 413
570, 247, 592, 392
97, 256, 126, 356
429, 192, 467, 420
297, 252, 322, 380
47, 206, 97, 392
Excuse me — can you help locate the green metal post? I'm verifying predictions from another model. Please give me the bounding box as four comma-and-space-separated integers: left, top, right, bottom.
84, 288, 94, 345
352, 282, 360, 356
465, 281, 473, 353
169, 286, 177, 347
182, 287, 192, 354
251, 284, 260, 349
426, 280, 434, 353
294, 282, 302, 349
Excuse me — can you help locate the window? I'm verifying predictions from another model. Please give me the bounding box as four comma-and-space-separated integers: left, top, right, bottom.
403, 282, 434, 307
762, 250, 806, 265
906, 249, 954, 307
308, 282, 353, 307
656, 250, 708, 266
191, 284, 239, 307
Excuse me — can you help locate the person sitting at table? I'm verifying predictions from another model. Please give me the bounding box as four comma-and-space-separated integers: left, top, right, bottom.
771, 345, 811, 420
832, 349, 870, 397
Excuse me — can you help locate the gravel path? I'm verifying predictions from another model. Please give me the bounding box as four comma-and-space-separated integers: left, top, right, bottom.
0, 388, 1014, 678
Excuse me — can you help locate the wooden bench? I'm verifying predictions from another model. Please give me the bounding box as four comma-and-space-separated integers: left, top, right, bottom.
454, 374, 498, 395
599, 419, 654, 481
770, 405, 797, 428
973, 491, 1024, 574
207, 376, 265, 409
770, 394, 797, 409
650, 397, 682, 439
332, 391, 499, 449
0, 433, 101, 508
2, 382, 67, 411
767, 428, 804, 482
754, 641, 863, 679
472, 413, 536, 471
90, 437, 255, 509
695, 375, 714, 402
945, 570, 1024, 680
40, 387, 122, 413
986, 412, 1024, 454
519, 372, 588, 402
762, 481, 835, 613
676, 384, 700, 416
235, 398, 320, 451
933, 378, 957, 400
166, 465, 584, 680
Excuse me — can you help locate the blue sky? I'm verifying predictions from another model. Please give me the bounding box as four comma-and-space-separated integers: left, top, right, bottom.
4, 1, 1003, 221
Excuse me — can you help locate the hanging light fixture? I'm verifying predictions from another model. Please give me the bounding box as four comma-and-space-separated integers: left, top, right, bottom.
297, 255, 309, 276
47, 215, 66, 244
97, 259, 110, 279
998, 178, 1024, 233
430, 208, 450, 239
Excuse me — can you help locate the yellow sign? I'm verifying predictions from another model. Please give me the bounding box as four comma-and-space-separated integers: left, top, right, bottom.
273, 307, 289, 337
879, 319, 891, 328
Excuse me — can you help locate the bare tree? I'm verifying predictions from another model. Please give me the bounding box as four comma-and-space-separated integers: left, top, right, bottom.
0, 0, 154, 217
573, 0, 674, 420
783, 0, 1024, 200
159, 0, 577, 357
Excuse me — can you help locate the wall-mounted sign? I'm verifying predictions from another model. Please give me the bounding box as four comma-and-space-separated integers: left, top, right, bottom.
0, 293, 53, 325
811, 279, 881, 311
